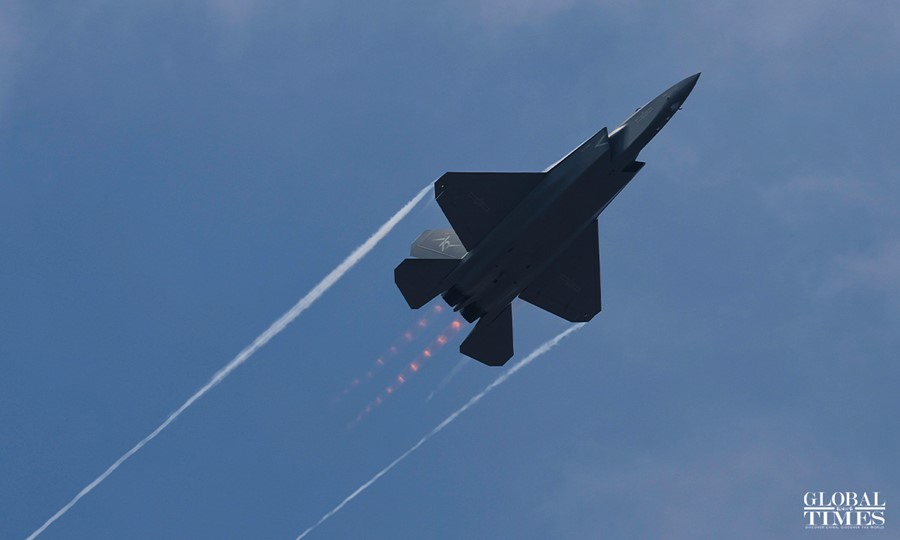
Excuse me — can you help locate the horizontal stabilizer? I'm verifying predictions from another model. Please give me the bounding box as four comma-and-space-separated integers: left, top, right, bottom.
410, 229, 467, 259
460, 304, 513, 366
520, 220, 601, 322
394, 258, 459, 309
435, 172, 544, 251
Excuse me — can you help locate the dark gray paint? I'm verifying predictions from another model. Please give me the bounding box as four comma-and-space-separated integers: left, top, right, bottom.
395, 74, 700, 365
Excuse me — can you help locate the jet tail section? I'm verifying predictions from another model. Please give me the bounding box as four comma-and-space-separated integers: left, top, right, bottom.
410, 229, 467, 260
460, 304, 513, 366
394, 258, 460, 309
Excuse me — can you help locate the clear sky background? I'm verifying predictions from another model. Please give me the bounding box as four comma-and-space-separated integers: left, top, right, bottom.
2, 1, 898, 539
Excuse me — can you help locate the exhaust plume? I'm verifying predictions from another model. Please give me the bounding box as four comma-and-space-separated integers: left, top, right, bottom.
349, 317, 465, 428
25, 184, 432, 540
295, 323, 584, 539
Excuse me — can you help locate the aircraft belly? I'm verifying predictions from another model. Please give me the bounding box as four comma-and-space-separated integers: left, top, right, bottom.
397, 74, 700, 364
450, 178, 611, 316
442, 155, 635, 320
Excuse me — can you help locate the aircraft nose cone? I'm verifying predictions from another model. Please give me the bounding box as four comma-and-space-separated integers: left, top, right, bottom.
673, 72, 700, 102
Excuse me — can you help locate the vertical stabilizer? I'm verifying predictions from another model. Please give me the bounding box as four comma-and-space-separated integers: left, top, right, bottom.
410, 229, 467, 259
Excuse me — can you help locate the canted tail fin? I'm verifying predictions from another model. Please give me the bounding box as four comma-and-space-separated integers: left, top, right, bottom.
409, 229, 467, 259
394, 258, 460, 309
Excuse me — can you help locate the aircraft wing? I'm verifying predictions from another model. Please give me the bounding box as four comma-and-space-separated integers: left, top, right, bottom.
434, 172, 544, 251
520, 220, 601, 322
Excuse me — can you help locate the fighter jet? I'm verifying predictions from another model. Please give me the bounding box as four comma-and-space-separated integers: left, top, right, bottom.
395, 73, 700, 366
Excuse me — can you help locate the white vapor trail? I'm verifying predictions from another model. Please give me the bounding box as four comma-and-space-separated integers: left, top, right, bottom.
295, 323, 584, 539
426, 358, 468, 402
25, 184, 432, 540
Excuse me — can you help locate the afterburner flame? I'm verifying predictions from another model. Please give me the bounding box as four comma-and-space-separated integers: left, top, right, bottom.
333, 308, 448, 404
349, 317, 467, 428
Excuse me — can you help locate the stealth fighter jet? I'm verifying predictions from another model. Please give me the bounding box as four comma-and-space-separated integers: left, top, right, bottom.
395, 73, 700, 366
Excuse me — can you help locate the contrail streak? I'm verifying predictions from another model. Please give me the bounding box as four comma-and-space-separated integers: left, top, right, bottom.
426, 358, 468, 402
25, 184, 432, 540
295, 323, 584, 539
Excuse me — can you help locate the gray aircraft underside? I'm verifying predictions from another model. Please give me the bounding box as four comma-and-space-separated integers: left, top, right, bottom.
395, 73, 700, 366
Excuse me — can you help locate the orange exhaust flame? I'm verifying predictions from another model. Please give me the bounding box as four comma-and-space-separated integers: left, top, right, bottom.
333, 308, 449, 405
349, 317, 466, 427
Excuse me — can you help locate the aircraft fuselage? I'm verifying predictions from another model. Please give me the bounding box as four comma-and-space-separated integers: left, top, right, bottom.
442, 74, 700, 322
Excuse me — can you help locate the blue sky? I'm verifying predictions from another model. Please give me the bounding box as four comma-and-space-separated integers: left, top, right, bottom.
2, 1, 898, 538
